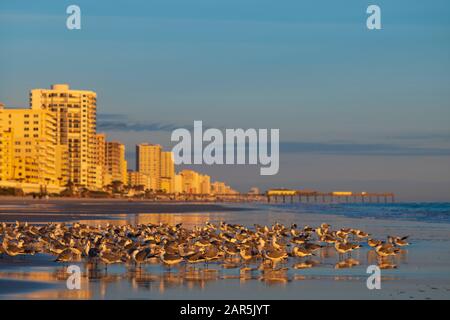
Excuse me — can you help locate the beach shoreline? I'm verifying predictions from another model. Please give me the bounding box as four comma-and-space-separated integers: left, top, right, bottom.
0, 200, 449, 300
0, 198, 249, 223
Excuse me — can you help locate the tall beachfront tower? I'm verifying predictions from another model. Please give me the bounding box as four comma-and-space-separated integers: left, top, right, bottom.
0, 103, 13, 182
136, 143, 162, 192
30, 84, 97, 189
95, 133, 107, 189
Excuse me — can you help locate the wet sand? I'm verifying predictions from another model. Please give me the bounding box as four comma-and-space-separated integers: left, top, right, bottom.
0, 198, 247, 223
0, 200, 449, 300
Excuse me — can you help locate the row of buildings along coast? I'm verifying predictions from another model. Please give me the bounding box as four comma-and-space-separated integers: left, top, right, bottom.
0, 84, 237, 195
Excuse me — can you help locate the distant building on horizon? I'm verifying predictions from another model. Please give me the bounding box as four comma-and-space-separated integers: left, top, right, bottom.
105, 141, 127, 186
128, 170, 151, 190
136, 143, 162, 191
249, 187, 260, 195
160, 151, 175, 193
173, 173, 183, 194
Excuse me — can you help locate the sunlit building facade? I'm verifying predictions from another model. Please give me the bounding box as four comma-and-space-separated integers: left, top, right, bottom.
199, 174, 211, 195
136, 143, 161, 191
94, 133, 107, 189
211, 181, 237, 195
180, 170, 200, 194
105, 141, 127, 185
0, 104, 13, 181
0, 107, 60, 187
160, 151, 175, 193
30, 84, 97, 188
127, 171, 151, 190
173, 174, 183, 194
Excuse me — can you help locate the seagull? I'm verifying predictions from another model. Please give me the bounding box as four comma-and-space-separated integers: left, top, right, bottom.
160, 250, 183, 269
239, 246, 258, 264
352, 229, 370, 239
292, 246, 313, 258
186, 251, 205, 267
99, 250, 123, 271
388, 236, 410, 247
375, 243, 400, 257
2, 238, 24, 257
367, 238, 383, 248
334, 240, 361, 259
222, 242, 239, 260
132, 247, 153, 268
55, 248, 81, 263
264, 248, 288, 267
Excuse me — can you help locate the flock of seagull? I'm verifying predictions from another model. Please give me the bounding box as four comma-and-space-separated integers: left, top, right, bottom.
0, 221, 410, 272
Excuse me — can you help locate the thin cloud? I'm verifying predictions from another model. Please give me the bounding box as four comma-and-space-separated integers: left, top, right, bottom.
98, 113, 181, 132
386, 132, 450, 141
97, 113, 124, 120
280, 141, 450, 156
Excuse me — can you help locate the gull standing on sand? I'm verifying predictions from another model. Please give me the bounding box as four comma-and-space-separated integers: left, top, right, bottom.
388, 236, 410, 247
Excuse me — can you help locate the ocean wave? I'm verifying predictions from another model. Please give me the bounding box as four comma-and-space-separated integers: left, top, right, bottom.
266, 202, 450, 224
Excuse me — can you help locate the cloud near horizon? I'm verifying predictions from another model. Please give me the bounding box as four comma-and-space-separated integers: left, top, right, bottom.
280, 141, 450, 156
98, 113, 181, 132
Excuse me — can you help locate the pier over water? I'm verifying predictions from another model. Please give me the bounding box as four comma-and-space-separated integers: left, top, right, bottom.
266, 189, 395, 204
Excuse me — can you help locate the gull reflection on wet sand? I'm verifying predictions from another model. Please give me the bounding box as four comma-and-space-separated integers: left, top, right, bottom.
0, 211, 427, 299
0, 248, 408, 299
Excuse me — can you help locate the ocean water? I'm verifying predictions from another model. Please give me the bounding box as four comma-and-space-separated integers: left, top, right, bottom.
269, 202, 450, 224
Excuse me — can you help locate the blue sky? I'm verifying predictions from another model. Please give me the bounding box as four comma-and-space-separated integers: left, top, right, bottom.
1, 0, 449, 200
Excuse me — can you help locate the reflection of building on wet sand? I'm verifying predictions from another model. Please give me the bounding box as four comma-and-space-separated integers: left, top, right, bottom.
19, 288, 91, 299
132, 213, 215, 228
79, 212, 231, 229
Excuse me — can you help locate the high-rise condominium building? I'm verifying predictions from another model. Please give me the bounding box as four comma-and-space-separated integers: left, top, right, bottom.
95, 133, 106, 189
0, 107, 60, 187
160, 151, 175, 193
0, 103, 13, 181
105, 141, 127, 185
136, 143, 161, 191
30, 84, 97, 188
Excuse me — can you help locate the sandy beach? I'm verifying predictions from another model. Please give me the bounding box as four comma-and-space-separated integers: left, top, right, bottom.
0, 199, 449, 300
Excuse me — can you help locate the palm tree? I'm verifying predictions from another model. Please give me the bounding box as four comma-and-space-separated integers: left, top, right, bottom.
61, 180, 75, 197
111, 180, 123, 194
